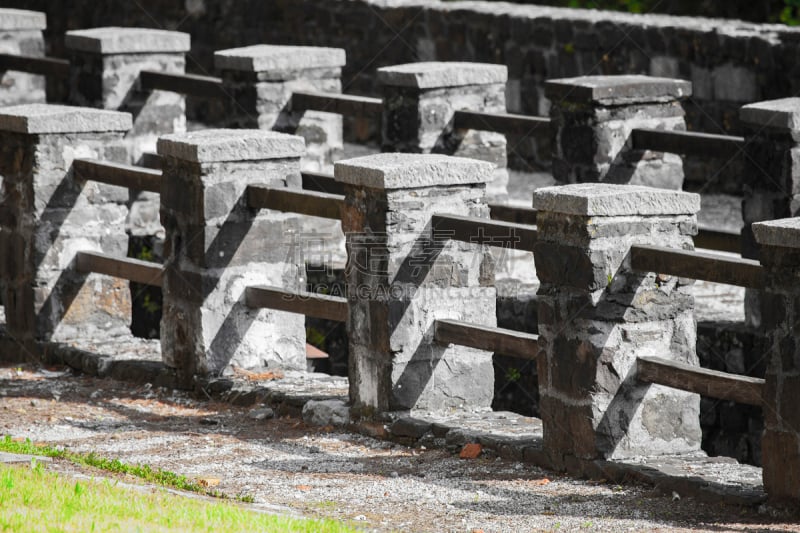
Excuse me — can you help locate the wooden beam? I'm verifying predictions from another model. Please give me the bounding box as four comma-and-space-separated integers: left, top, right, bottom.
694, 226, 741, 254
0, 53, 69, 78
453, 110, 550, 136
245, 285, 347, 322
301, 171, 343, 195
432, 214, 538, 252
140, 70, 226, 99
637, 356, 764, 406
247, 186, 343, 219
488, 204, 537, 226
291, 91, 383, 118
630, 244, 764, 288
73, 159, 161, 193
631, 128, 745, 160
75, 251, 163, 287
434, 319, 539, 360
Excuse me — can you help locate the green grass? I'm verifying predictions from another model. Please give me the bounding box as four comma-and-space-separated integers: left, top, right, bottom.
0, 462, 358, 532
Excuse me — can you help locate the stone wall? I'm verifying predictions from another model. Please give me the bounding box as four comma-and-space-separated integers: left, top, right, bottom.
12, 0, 800, 191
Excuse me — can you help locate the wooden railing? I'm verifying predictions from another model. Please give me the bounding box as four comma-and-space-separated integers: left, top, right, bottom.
432, 214, 538, 252
246, 186, 344, 219
75, 251, 163, 287
139, 70, 226, 99
434, 319, 539, 360
629, 244, 764, 288
0, 53, 69, 78
452, 110, 550, 136
73, 159, 161, 193
291, 91, 383, 118
631, 128, 746, 159
245, 285, 347, 322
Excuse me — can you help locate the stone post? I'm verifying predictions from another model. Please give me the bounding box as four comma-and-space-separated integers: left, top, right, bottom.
214, 45, 346, 173
739, 98, 800, 327
0, 8, 47, 106
546, 75, 691, 189
533, 183, 702, 470
158, 129, 307, 387
335, 153, 497, 413
378, 62, 509, 202
751, 218, 800, 503
0, 104, 132, 353
64, 27, 191, 164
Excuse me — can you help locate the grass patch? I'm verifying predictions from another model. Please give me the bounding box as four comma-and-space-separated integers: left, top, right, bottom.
0, 462, 357, 532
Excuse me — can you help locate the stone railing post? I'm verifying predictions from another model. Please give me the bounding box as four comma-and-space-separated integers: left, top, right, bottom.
64, 27, 191, 163
0, 104, 132, 354
546, 75, 691, 189
0, 8, 47, 106
752, 218, 800, 503
739, 98, 800, 327
378, 62, 509, 202
214, 45, 346, 173
533, 183, 702, 471
158, 129, 307, 387
335, 153, 496, 413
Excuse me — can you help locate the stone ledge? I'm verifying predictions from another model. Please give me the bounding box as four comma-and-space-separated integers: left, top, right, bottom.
157, 129, 305, 163
377, 61, 508, 89
0, 104, 132, 134
215, 44, 346, 73
0, 8, 46, 30
334, 153, 493, 189
545, 75, 692, 105
740, 98, 800, 132
533, 183, 700, 216
752, 217, 800, 249
65, 27, 191, 54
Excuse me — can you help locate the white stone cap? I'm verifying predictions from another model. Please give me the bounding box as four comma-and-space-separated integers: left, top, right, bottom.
532, 183, 700, 216
215, 45, 346, 72
0, 104, 131, 134
752, 218, 800, 249
157, 129, 305, 163
334, 153, 493, 189
545, 75, 692, 105
377, 62, 508, 89
0, 8, 46, 30
65, 27, 190, 54
740, 98, 800, 131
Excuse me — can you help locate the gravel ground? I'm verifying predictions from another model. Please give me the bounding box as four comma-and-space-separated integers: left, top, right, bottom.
1, 364, 798, 532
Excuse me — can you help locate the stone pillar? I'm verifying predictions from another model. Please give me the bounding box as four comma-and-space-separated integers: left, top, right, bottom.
214, 45, 346, 173
0, 104, 132, 352
533, 183, 702, 470
546, 75, 691, 189
378, 62, 509, 202
158, 129, 307, 386
0, 9, 47, 106
64, 27, 190, 163
752, 218, 800, 503
335, 153, 497, 413
739, 98, 800, 327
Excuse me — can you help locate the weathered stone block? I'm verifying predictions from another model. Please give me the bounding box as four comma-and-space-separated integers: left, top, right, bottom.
0, 9, 47, 106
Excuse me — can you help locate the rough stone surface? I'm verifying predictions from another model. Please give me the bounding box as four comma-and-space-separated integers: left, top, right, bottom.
0, 24, 46, 106
0, 128, 131, 345
159, 141, 306, 385
752, 217, 800, 249
535, 183, 702, 467
0, 104, 131, 134
214, 44, 345, 74
740, 98, 800, 132
0, 8, 46, 30
341, 153, 496, 413
302, 398, 351, 426
157, 129, 305, 163
532, 183, 701, 216
377, 61, 508, 89
64, 27, 190, 54
545, 75, 692, 105
334, 153, 493, 189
